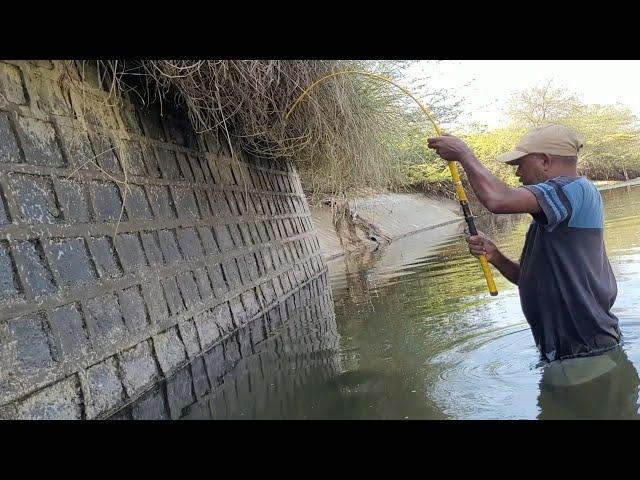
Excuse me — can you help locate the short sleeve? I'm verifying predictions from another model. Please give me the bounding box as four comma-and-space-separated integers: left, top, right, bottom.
523, 180, 572, 231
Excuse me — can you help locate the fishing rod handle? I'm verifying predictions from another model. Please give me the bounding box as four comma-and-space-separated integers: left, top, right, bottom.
448, 161, 499, 296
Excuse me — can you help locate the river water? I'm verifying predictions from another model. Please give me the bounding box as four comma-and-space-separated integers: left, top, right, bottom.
115, 184, 640, 420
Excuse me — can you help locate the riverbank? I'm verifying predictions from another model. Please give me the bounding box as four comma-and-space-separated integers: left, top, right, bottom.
311, 193, 462, 261
312, 176, 640, 262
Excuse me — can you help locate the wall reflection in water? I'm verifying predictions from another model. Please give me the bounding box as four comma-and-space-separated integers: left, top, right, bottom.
110, 273, 342, 420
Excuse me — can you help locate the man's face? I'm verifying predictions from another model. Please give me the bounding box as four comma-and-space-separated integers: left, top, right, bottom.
508, 154, 548, 186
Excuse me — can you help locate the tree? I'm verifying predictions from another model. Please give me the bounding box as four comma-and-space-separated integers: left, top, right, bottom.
506, 79, 581, 127
564, 104, 640, 180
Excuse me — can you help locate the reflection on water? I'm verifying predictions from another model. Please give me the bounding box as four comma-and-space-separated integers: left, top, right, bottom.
113, 184, 640, 420
537, 347, 640, 420
111, 273, 343, 420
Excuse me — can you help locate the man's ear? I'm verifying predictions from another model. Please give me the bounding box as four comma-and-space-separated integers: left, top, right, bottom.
540, 153, 552, 170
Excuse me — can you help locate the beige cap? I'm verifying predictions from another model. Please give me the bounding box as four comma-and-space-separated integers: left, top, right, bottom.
496, 124, 584, 163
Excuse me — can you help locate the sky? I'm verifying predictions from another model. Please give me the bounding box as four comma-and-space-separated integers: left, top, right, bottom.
405, 60, 640, 129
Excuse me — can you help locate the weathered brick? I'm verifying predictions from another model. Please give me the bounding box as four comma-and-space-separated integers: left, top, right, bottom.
227, 224, 244, 248
0, 186, 9, 225
263, 220, 275, 241
272, 276, 284, 299
279, 272, 291, 293
153, 327, 187, 374
194, 311, 220, 349
0, 63, 26, 105
0, 112, 21, 163
88, 131, 121, 173
233, 192, 247, 215
9, 174, 60, 224
222, 333, 241, 364
124, 184, 153, 220
193, 267, 213, 301
236, 328, 252, 360
197, 226, 218, 255
122, 140, 147, 175
176, 271, 201, 309
140, 231, 164, 266
162, 276, 185, 316
207, 191, 230, 216
7, 375, 82, 420
90, 181, 125, 223
221, 260, 241, 290
234, 255, 250, 284
189, 155, 205, 183
241, 289, 261, 319
237, 222, 252, 246
141, 279, 169, 325
213, 225, 233, 252
228, 297, 247, 326
113, 233, 147, 272
178, 319, 201, 359
2, 314, 54, 380
47, 303, 90, 362
13, 240, 56, 297
118, 285, 148, 334
0, 241, 19, 301
83, 293, 126, 348
146, 185, 176, 219
198, 156, 214, 183
244, 253, 260, 280
175, 152, 193, 180
207, 264, 228, 297
224, 191, 240, 216
260, 281, 277, 306
171, 186, 200, 219
213, 303, 235, 335
202, 343, 225, 386
247, 223, 261, 244
261, 249, 274, 273
142, 144, 161, 177
118, 340, 158, 397
155, 148, 180, 179
190, 357, 210, 399
194, 189, 212, 218
33, 75, 71, 115
158, 230, 182, 264
250, 194, 262, 215
87, 236, 123, 278
58, 126, 94, 170
54, 178, 91, 223
131, 387, 169, 420
176, 228, 204, 260
15, 116, 65, 167
44, 237, 97, 287
86, 357, 124, 418
166, 367, 194, 419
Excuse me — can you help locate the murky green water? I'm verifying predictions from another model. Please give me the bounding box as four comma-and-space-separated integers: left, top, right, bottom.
116, 184, 640, 420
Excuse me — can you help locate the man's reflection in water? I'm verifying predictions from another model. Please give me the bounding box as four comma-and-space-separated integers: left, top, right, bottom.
537, 346, 640, 419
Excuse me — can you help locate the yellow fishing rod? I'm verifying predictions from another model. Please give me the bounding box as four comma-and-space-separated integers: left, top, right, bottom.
285, 70, 498, 297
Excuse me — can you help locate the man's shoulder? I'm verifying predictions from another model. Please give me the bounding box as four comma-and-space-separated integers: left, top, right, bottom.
550, 175, 589, 189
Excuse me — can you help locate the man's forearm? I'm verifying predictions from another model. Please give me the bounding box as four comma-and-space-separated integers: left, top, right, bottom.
490, 251, 520, 285
459, 153, 512, 211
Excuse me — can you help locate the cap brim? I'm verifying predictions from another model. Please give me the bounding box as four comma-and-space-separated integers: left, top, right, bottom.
496, 150, 529, 164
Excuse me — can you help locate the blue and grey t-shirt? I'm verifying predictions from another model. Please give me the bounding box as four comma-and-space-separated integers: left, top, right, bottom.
519, 175, 621, 363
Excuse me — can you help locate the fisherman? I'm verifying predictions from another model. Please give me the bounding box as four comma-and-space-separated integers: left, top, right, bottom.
427, 125, 622, 367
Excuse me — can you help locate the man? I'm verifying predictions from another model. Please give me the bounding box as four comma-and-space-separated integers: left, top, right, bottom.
427, 124, 622, 364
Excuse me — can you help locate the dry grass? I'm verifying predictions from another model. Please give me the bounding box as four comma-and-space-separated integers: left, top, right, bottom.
76, 60, 421, 203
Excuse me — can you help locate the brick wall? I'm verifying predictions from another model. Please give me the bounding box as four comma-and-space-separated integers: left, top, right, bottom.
0, 60, 329, 419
